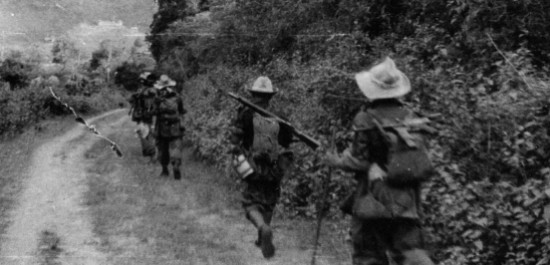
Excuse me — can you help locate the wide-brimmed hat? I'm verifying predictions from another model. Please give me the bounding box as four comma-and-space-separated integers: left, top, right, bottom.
154, 74, 176, 89
139, 72, 151, 80
355, 57, 411, 100
247, 76, 278, 94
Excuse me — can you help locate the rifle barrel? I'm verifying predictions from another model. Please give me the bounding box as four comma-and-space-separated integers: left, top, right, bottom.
226, 92, 320, 150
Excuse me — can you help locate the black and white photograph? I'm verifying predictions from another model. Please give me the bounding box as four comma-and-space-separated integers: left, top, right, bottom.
0, 1, 549, 264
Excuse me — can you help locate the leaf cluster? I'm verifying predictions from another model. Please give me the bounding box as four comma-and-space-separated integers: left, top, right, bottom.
148, 0, 550, 263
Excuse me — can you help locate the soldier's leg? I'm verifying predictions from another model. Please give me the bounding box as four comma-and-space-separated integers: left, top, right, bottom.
146, 123, 158, 162
140, 124, 156, 157
246, 205, 275, 258
350, 217, 388, 265
263, 207, 274, 226
169, 137, 184, 180
262, 188, 279, 225
390, 219, 434, 265
246, 205, 267, 229
157, 138, 169, 176
242, 181, 275, 258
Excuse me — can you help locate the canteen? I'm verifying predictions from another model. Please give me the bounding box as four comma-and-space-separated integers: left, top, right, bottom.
233, 154, 254, 179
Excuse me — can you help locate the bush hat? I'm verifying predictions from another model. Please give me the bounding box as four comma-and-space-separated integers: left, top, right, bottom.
154, 74, 176, 89
139, 72, 151, 80
355, 57, 411, 100
248, 76, 278, 94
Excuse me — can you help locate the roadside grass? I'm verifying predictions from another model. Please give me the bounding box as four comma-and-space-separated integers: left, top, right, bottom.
84, 118, 350, 264
0, 116, 76, 250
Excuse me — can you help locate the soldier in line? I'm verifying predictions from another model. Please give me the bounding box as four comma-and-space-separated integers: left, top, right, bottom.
229, 76, 294, 259
152, 75, 187, 179
325, 58, 435, 265
130, 72, 159, 158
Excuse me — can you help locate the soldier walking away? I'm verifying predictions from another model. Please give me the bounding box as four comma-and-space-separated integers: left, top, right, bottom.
229, 76, 295, 259
152, 75, 187, 179
129, 72, 158, 158
324, 57, 435, 265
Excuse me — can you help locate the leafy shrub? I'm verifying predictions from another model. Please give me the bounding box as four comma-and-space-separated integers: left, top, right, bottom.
151, 0, 550, 263
114, 61, 146, 91
0, 57, 33, 90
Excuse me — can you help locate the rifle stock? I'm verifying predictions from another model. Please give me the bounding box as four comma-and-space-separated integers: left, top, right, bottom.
226, 92, 320, 150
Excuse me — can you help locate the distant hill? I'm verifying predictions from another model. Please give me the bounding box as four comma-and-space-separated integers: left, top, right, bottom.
0, 0, 156, 44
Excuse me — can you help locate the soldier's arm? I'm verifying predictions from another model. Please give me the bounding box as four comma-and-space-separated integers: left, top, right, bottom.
228, 107, 247, 152
151, 97, 161, 129
178, 97, 187, 115
128, 94, 137, 113
325, 131, 370, 171
278, 122, 294, 148
177, 97, 186, 129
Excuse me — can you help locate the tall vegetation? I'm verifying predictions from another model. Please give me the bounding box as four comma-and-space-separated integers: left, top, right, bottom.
148, 0, 550, 263
0, 37, 138, 136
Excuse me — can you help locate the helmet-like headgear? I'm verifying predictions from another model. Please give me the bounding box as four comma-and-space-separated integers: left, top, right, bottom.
154, 75, 176, 89
247, 76, 278, 94
139, 72, 151, 80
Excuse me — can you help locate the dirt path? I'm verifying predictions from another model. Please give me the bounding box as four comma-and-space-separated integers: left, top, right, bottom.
0, 110, 347, 264
0, 109, 127, 265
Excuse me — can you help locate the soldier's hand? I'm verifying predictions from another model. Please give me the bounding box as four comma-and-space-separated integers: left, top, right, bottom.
368, 163, 387, 181
323, 152, 341, 167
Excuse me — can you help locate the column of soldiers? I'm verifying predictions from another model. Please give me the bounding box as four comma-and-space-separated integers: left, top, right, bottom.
128, 57, 436, 264
129, 73, 186, 179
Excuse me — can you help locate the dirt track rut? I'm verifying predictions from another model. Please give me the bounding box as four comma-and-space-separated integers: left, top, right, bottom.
0, 109, 126, 265
0, 110, 341, 265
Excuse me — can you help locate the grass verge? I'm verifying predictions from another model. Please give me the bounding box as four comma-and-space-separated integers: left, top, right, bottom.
83, 117, 350, 264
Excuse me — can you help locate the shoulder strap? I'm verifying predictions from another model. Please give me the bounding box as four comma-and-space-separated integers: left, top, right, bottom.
365, 109, 392, 143
367, 108, 419, 148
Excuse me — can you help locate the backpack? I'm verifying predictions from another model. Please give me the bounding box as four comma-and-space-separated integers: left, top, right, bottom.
140, 89, 157, 117
156, 95, 184, 138
130, 93, 144, 122
131, 88, 156, 122
251, 112, 280, 162
367, 105, 434, 186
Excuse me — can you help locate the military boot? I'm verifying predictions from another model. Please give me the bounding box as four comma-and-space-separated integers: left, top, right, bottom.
173, 167, 181, 180
248, 210, 275, 258
172, 161, 181, 180
259, 224, 274, 258
160, 165, 169, 177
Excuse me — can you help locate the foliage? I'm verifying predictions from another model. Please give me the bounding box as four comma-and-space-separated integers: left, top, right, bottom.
0, 55, 34, 90
0, 40, 129, 137
51, 38, 79, 64
147, 0, 189, 61
114, 61, 146, 91
89, 40, 121, 71
149, 0, 550, 263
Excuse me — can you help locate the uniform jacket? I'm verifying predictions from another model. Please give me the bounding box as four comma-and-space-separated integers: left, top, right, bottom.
130, 86, 158, 123
333, 99, 422, 220
230, 103, 294, 181
153, 90, 186, 138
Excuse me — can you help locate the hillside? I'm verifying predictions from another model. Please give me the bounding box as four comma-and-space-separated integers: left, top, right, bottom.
0, 0, 156, 44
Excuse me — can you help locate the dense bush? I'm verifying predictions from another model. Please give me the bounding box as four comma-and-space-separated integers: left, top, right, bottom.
0, 46, 128, 137
114, 61, 147, 91
0, 56, 34, 89
149, 0, 550, 263
147, 0, 189, 62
